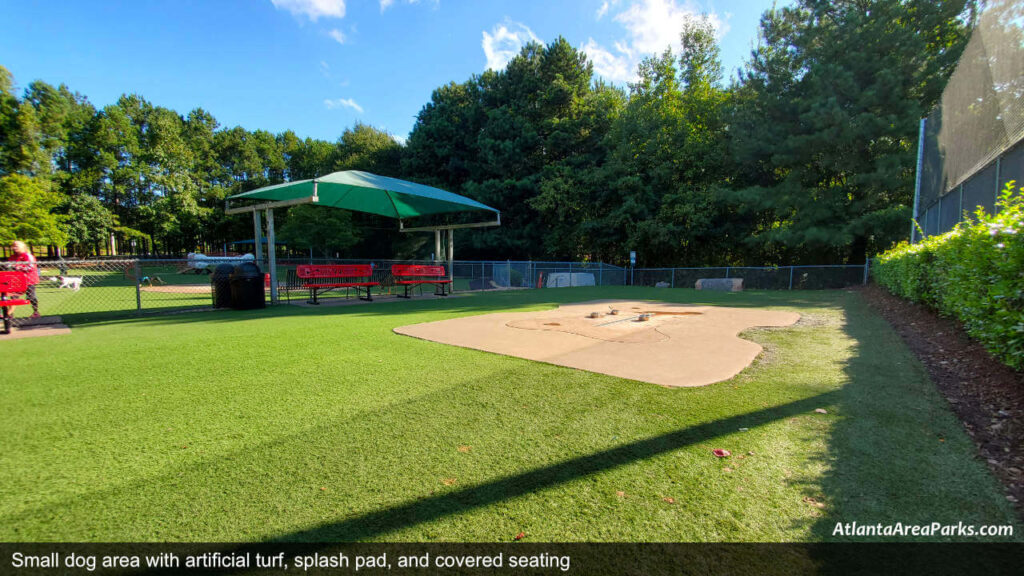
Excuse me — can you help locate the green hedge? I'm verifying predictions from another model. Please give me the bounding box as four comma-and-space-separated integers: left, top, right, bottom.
873, 182, 1024, 370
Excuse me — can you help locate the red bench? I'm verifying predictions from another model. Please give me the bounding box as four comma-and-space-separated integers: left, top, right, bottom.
0, 271, 31, 334
392, 264, 451, 298
291, 264, 379, 304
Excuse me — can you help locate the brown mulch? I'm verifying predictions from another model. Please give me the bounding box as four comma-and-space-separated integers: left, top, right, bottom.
858, 284, 1023, 517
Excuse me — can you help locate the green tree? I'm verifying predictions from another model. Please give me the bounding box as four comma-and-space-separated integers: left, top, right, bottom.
0, 174, 66, 246
58, 193, 118, 256
729, 0, 973, 263
279, 205, 359, 258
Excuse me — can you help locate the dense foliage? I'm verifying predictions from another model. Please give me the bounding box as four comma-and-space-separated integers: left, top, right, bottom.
874, 183, 1024, 369
0, 0, 973, 264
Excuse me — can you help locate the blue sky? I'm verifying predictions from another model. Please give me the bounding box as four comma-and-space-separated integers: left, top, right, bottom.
0, 0, 783, 143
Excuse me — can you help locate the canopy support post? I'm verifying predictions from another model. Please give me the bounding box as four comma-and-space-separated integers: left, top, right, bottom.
266, 208, 278, 304
434, 230, 441, 263
447, 229, 454, 290
252, 211, 263, 264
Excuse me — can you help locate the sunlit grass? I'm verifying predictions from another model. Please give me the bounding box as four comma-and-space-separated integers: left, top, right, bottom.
0, 287, 1018, 542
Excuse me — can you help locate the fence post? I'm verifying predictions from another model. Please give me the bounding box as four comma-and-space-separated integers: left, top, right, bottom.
788, 266, 794, 290
671, 268, 675, 288
507, 260, 511, 288
995, 157, 1001, 214
725, 266, 730, 279
599, 263, 603, 286
569, 262, 574, 287
863, 259, 870, 285
134, 260, 142, 313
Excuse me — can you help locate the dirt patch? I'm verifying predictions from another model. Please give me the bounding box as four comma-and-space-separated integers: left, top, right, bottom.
859, 284, 1023, 515
2, 316, 70, 339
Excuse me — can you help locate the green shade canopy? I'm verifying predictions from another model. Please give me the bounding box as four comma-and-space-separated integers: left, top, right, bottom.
227, 170, 498, 220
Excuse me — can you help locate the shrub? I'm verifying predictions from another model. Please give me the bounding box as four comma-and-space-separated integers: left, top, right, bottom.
874, 182, 1024, 370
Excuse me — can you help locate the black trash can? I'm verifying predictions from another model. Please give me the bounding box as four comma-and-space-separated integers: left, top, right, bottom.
211, 264, 234, 308
229, 263, 266, 310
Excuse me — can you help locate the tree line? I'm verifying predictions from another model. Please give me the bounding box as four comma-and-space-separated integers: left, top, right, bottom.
0, 0, 973, 266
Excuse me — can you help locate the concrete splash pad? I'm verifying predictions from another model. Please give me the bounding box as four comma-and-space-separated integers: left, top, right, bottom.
394, 300, 800, 387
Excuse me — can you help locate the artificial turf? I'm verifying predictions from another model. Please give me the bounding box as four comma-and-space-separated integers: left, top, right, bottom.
0, 287, 1019, 543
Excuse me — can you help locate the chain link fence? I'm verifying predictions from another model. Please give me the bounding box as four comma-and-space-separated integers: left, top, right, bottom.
3, 259, 867, 324
914, 0, 1024, 239
631, 265, 869, 290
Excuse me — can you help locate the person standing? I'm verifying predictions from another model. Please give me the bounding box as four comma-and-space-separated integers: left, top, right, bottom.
8, 241, 40, 319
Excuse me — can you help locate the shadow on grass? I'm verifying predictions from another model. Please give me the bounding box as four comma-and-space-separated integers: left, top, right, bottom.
269, 392, 839, 542
785, 292, 1024, 570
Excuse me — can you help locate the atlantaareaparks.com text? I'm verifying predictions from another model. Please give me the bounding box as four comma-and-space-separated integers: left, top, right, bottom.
833, 521, 1014, 538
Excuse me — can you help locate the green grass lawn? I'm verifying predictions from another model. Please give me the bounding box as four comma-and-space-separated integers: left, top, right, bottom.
0, 287, 1019, 543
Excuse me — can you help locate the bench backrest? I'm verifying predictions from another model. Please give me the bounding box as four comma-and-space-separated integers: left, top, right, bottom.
392, 264, 446, 278
296, 264, 373, 279
0, 271, 28, 294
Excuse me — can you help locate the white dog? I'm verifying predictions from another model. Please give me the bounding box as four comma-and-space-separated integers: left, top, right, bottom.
50, 276, 83, 291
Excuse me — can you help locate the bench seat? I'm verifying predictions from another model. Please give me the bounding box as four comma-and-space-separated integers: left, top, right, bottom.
394, 279, 452, 285
290, 264, 379, 304
391, 265, 451, 298
1, 270, 32, 334
301, 281, 379, 288
0, 299, 31, 307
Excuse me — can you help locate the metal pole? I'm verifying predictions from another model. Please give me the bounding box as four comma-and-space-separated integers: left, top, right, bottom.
958, 184, 964, 224
911, 117, 926, 243
599, 263, 603, 286
725, 266, 730, 279
435, 230, 441, 263
447, 229, 454, 290
788, 266, 794, 290
252, 210, 263, 264
863, 259, 870, 285
994, 157, 1001, 214
266, 208, 278, 304
507, 260, 511, 288
134, 260, 142, 312
671, 268, 675, 288
569, 262, 574, 287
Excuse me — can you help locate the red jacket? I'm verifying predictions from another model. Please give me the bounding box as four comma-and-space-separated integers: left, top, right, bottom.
8, 252, 39, 285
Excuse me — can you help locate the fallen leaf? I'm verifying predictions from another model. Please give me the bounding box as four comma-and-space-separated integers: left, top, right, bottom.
320, 487, 327, 491
723, 467, 733, 473
814, 408, 828, 414
514, 531, 525, 541
662, 497, 676, 504
712, 449, 731, 458
802, 496, 826, 509
616, 491, 626, 498
457, 445, 472, 453
442, 478, 457, 486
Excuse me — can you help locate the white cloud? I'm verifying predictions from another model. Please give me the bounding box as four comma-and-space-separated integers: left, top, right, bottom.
481, 21, 541, 71
582, 38, 633, 83
582, 0, 728, 84
381, 0, 436, 13
596, 1, 613, 20
270, 0, 346, 21
324, 98, 363, 113
319, 60, 331, 76
328, 28, 346, 44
